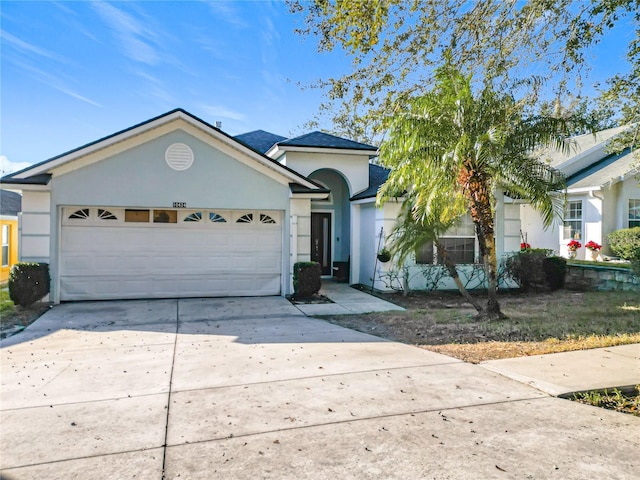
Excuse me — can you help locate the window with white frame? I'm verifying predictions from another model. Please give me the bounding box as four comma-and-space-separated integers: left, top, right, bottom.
563, 200, 582, 240
415, 215, 477, 265
629, 199, 640, 228
2, 225, 9, 267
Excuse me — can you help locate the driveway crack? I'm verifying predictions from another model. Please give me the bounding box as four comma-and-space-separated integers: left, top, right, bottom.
161, 299, 179, 479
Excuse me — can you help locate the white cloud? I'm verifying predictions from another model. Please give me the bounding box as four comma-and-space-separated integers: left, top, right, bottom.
199, 104, 246, 122
0, 156, 32, 176
11, 59, 102, 108
0, 30, 65, 62
92, 1, 160, 65
206, 1, 249, 29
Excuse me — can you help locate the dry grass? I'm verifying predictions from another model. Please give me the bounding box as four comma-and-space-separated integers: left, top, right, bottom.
423, 334, 640, 364
324, 290, 640, 363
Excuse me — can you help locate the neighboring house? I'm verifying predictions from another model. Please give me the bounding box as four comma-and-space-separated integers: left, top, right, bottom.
520, 126, 640, 260
0, 109, 525, 302
0, 189, 21, 282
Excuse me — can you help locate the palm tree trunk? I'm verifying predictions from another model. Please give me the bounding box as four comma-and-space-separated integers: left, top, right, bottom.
435, 241, 485, 314
459, 163, 506, 320
482, 229, 506, 320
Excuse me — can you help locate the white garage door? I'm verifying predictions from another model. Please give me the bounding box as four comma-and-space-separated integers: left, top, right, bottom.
59, 207, 283, 301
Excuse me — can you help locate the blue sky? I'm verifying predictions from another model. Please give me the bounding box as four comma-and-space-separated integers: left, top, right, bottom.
0, 0, 634, 174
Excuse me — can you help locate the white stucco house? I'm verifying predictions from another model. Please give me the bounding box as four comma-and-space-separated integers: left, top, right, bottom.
0, 108, 564, 302
520, 126, 640, 260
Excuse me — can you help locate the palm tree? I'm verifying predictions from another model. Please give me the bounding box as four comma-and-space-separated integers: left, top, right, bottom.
389, 190, 486, 313
377, 65, 570, 320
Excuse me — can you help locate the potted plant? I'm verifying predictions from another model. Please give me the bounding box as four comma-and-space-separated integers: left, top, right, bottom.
567, 239, 581, 259
585, 240, 602, 261
520, 242, 531, 252
377, 247, 392, 263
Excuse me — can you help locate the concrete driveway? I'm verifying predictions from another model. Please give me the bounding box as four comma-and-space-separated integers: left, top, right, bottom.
1, 298, 638, 479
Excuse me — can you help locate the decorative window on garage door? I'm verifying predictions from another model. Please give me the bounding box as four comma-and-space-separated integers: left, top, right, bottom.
236, 213, 253, 223
97, 209, 117, 220
209, 212, 227, 223
184, 212, 202, 222
68, 208, 90, 220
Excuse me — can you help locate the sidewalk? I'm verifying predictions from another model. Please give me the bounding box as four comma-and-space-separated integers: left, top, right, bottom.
296, 282, 640, 397
480, 343, 640, 396
293, 280, 405, 316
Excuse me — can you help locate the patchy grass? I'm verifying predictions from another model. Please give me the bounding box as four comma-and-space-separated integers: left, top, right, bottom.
323, 290, 640, 363
0, 286, 15, 315
573, 386, 640, 417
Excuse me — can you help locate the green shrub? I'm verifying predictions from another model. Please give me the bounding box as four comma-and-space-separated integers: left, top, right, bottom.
505, 249, 552, 292
8, 263, 50, 307
542, 256, 567, 291
607, 227, 640, 260
293, 262, 321, 298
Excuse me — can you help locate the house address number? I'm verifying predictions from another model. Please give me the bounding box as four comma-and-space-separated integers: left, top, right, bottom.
173, 202, 187, 208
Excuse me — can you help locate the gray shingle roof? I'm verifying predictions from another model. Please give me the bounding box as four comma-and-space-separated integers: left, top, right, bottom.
234, 130, 287, 154
351, 164, 390, 200
0, 190, 22, 216
279, 131, 377, 151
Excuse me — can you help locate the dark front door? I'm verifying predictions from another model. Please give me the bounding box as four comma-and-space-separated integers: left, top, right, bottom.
311, 212, 332, 275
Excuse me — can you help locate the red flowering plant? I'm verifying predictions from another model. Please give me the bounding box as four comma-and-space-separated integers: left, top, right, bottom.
567, 240, 582, 251
585, 240, 602, 251
520, 242, 531, 251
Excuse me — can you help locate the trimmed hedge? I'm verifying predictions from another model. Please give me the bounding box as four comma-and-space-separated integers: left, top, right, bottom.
505, 250, 566, 291
542, 256, 567, 291
8, 263, 50, 307
607, 227, 640, 261
293, 262, 321, 298
504, 249, 550, 291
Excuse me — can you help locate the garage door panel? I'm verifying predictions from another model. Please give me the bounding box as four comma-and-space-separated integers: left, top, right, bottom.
60, 211, 283, 301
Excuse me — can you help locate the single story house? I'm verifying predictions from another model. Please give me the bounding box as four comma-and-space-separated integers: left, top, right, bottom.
520, 126, 640, 260
0, 109, 525, 301
0, 190, 21, 282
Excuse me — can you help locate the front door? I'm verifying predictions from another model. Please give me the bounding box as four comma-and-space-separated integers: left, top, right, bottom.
311, 212, 332, 275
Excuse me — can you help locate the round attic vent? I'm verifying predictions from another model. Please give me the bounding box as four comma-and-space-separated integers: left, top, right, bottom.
165, 143, 194, 171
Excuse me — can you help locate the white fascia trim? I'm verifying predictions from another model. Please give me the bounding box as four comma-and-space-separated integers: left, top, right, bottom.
0, 215, 19, 221
566, 186, 602, 194
267, 144, 378, 158
291, 192, 331, 200
1, 184, 50, 192
351, 197, 377, 206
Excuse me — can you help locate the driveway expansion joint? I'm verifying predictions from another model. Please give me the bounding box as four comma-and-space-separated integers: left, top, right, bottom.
160, 300, 180, 479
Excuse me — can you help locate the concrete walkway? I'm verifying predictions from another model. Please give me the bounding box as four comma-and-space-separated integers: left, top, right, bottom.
1, 298, 638, 479
293, 280, 405, 316
481, 343, 640, 397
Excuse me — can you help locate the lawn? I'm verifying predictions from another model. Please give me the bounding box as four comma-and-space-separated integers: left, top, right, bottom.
323, 289, 640, 363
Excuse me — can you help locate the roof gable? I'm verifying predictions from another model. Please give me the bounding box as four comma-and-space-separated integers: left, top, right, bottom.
567, 148, 639, 190
278, 131, 377, 151
234, 130, 286, 154
1, 109, 323, 192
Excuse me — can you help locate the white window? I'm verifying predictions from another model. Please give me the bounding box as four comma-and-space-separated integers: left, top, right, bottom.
563, 200, 582, 240
629, 199, 640, 228
2, 225, 9, 267
416, 215, 477, 265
